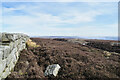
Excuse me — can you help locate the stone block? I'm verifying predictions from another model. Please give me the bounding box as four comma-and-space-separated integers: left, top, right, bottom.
3, 46, 10, 59
0, 59, 6, 75
44, 64, 61, 77
0, 66, 11, 78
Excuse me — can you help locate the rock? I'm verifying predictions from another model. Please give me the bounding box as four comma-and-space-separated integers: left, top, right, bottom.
110, 42, 120, 46
0, 33, 29, 79
44, 64, 61, 77
103, 51, 111, 57
68, 39, 89, 45
82, 42, 89, 46
26, 39, 40, 48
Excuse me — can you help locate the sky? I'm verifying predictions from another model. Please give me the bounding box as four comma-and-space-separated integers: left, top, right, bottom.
1, 2, 118, 37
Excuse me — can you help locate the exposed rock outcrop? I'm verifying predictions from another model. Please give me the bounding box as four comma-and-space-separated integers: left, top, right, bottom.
0, 33, 29, 79
68, 39, 89, 45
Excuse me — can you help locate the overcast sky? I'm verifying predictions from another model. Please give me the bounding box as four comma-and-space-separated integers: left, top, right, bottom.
1, 2, 118, 37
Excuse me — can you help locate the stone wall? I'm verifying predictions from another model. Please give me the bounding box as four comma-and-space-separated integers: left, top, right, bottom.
0, 33, 29, 79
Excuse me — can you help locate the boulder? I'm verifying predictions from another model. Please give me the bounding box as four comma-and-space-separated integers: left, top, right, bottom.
103, 51, 111, 57
44, 64, 61, 77
26, 39, 40, 48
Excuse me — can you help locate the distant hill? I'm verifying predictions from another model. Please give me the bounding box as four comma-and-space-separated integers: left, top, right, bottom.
83, 36, 118, 41
31, 36, 118, 41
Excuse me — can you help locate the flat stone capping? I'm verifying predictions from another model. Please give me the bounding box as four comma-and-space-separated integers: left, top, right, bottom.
1, 33, 29, 42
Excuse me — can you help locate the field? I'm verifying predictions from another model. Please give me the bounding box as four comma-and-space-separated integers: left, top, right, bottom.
7, 38, 120, 79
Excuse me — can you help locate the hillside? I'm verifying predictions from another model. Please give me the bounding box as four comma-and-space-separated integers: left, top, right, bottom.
6, 38, 120, 79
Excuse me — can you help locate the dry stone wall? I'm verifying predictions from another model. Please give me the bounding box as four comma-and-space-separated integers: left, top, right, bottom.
0, 33, 29, 79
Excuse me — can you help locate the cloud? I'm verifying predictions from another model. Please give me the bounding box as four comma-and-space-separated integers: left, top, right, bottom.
3, 23, 117, 37
2, 0, 120, 2
60, 10, 102, 24
2, 2, 118, 37
3, 5, 25, 13
3, 3, 103, 25
41, 23, 118, 37
0, 2, 2, 32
